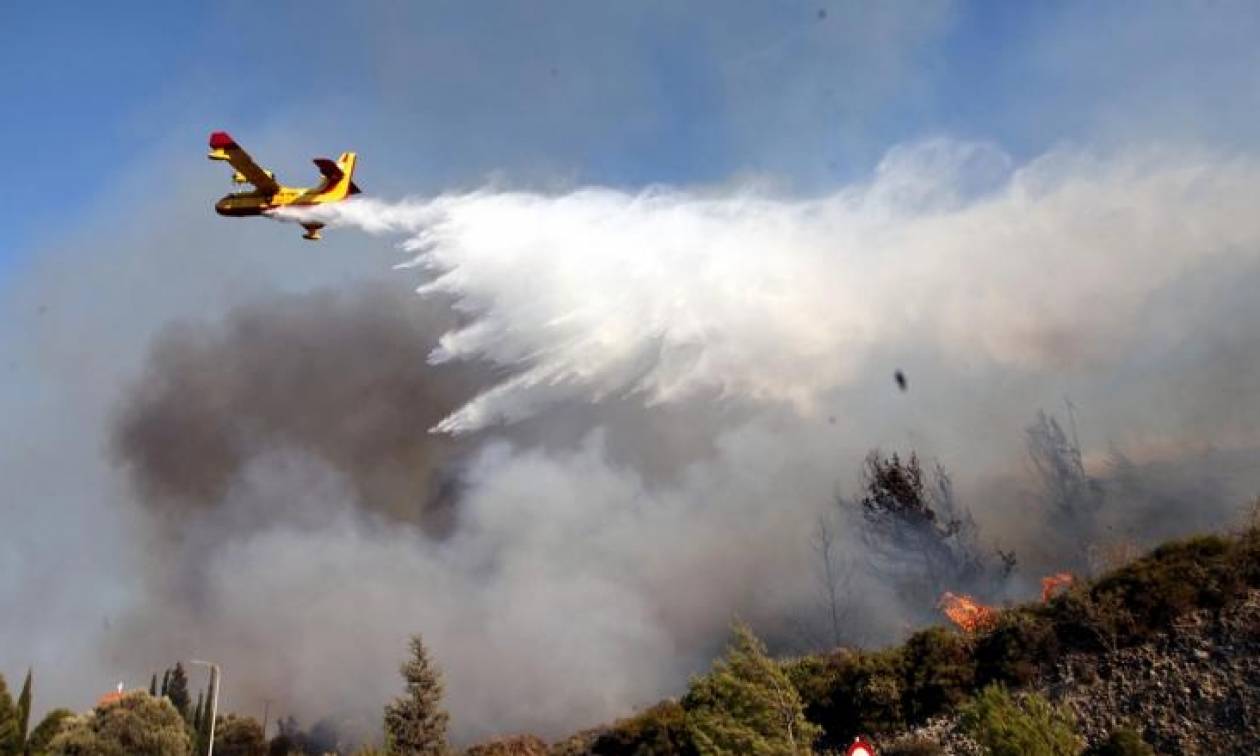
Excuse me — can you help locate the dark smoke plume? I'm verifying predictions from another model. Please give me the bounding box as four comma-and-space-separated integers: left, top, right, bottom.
111, 282, 486, 533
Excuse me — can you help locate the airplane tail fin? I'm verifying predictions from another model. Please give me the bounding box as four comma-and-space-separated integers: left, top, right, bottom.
311, 151, 361, 199
337, 152, 361, 197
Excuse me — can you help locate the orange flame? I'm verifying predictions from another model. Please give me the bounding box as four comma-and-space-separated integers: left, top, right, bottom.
1041, 572, 1074, 602
937, 591, 998, 633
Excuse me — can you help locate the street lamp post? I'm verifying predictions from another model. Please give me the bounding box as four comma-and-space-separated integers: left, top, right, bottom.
190, 660, 220, 756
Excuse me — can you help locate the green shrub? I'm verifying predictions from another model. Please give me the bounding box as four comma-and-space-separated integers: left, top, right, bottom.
1082, 726, 1155, 756
800, 648, 906, 749
48, 692, 190, 756
682, 623, 819, 755
590, 701, 696, 756
854, 671, 903, 732
1051, 585, 1137, 654
463, 733, 549, 755
28, 708, 75, 754
881, 736, 945, 755
213, 714, 267, 756
781, 653, 836, 713
958, 685, 1080, 756
1229, 523, 1260, 587
974, 610, 1058, 688
782, 651, 848, 751
900, 627, 975, 723
1089, 535, 1245, 641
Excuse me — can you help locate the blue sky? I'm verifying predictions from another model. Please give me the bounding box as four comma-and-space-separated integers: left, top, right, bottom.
3, 1, 1259, 276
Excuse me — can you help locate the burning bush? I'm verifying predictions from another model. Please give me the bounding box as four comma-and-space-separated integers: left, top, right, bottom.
1040, 573, 1075, 603
937, 592, 998, 633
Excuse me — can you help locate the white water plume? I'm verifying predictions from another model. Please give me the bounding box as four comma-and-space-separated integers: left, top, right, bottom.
281, 140, 1260, 436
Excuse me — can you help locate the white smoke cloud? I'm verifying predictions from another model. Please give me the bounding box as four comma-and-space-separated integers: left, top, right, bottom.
282, 140, 1260, 436
140, 433, 829, 744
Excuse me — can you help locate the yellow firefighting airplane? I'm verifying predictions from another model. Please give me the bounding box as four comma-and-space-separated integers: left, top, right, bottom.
208, 131, 360, 240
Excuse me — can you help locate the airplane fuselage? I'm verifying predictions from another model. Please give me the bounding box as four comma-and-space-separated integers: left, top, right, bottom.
214, 187, 335, 217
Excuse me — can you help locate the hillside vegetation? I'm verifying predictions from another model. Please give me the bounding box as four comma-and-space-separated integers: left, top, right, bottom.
557, 522, 1260, 755
5, 523, 1257, 755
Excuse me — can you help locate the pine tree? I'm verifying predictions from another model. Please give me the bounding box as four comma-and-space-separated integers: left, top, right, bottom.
167, 663, 191, 720
192, 691, 204, 733
197, 683, 215, 756
150, 674, 158, 698
0, 674, 18, 754
383, 635, 449, 755
161, 669, 171, 698
14, 670, 30, 753
683, 622, 820, 755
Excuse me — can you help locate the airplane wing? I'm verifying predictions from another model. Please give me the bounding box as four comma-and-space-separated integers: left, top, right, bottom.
208, 132, 281, 194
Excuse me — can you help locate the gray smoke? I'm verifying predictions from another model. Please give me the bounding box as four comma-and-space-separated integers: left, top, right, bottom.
98, 282, 821, 743
111, 283, 481, 532
4, 140, 1260, 748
